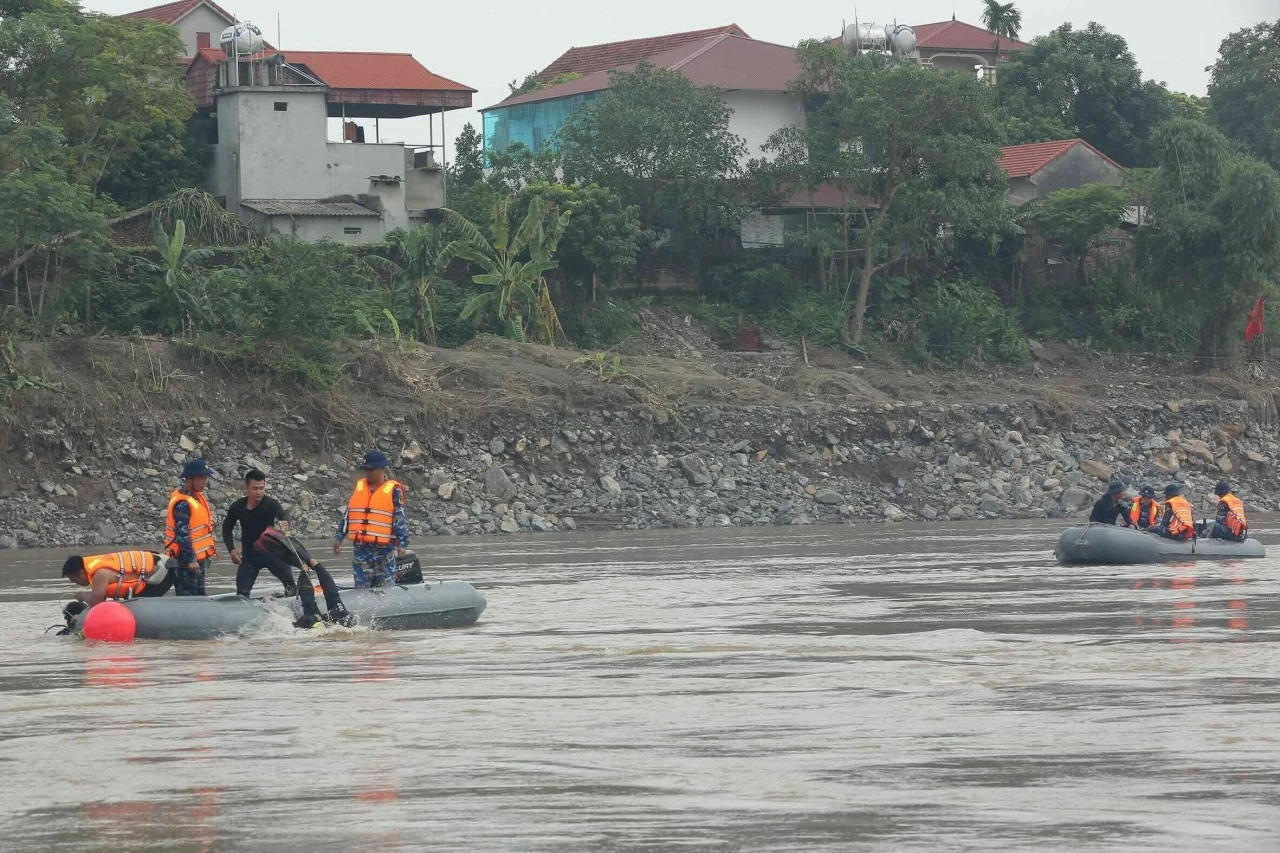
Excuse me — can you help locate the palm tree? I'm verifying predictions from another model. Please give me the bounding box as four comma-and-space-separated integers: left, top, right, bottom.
981, 0, 1022, 71
443, 195, 571, 345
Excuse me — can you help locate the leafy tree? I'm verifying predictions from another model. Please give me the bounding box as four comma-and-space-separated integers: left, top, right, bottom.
0, 0, 193, 197
444, 195, 571, 344
1027, 183, 1128, 286
996, 23, 1172, 165
99, 117, 214, 211
448, 122, 486, 191
981, 1, 1023, 56
1208, 20, 1280, 173
557, 63, 748, 256
1142, 120, 1280, 360
518, 182, 644, 298
764, 42, 1013, 344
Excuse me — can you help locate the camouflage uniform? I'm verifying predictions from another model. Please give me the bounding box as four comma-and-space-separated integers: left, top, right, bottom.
170, 498, 209, 596
335, 483, 409, 588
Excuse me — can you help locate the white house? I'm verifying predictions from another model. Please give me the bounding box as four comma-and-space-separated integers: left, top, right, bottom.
123, 0, 476, 243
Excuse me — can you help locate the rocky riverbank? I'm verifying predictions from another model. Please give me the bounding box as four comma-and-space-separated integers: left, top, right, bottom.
1, 324, 1278, 550
1, 391, 1277, 550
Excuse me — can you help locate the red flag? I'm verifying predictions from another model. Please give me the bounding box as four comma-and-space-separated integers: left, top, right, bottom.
1245, 296, 1265, 342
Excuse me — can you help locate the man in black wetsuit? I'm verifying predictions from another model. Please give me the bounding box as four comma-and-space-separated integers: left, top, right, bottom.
223, 469, 297, 598
1089, 481, 1131, 525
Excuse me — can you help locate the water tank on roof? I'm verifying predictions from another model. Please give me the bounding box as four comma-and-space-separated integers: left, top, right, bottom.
887, 24, 917, 56
843, 21, 917, 56
219, 21, 263, 56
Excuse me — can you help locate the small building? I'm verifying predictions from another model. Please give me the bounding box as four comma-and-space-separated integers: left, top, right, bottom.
121, 1, 476, 243
912, 18, 1028, 76
998, 139, 1126, 205
481, 25, 804, 165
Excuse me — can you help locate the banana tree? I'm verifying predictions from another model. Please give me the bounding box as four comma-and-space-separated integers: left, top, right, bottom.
373, 223, 455, 344
132, 218, 216, 337
443, 195, 571, 344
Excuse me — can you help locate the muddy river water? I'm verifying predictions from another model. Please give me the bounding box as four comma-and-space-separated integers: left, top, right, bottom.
1, 520, 1278, 851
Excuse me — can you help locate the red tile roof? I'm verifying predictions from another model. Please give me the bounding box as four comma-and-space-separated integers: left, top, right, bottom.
998, 139, 1123, 178
123, 0, 234, 25
279, 51, 475, 92
539, 24, 749, 78
913, 19, 1028, 53
489, 34, 796, 110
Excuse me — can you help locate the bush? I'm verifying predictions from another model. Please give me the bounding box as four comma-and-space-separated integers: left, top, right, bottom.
925, 279, 1029, 364
432, 278, 483, 348
700, 256, 806, 311
766, 293, 846, 347
561, 300, 641, 349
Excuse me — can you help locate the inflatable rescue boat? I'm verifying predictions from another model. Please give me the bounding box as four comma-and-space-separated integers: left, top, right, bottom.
1055, 523, 1265, 565
68, 580, 486, 641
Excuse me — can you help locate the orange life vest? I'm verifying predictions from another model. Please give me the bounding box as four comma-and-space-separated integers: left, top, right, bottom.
1129, 498, 1160, 529
84, 551, 162, 599
346, 479, 403, 545
164, 490, 218, 560
1164, 495, 1195, 540
1219, 493, 1247, 538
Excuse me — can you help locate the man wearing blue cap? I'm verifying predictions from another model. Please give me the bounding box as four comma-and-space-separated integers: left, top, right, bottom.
164, 459, 219, 596
332, 450, 409, 588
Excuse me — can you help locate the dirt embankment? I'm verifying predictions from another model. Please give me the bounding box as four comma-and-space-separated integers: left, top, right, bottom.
2, 310, 1278, 550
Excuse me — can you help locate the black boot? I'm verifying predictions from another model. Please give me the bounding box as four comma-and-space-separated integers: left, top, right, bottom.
323, 606, 356, 628
293, 612, 321, 629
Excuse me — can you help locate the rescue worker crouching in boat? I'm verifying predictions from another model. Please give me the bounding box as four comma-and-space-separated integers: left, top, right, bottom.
1090, 482, 1131, 525
165, 459, 218, 596
1153, 484, 1196, 540
332, 450, 408, 589
1129, 486, 1161, 530
1205, 481, 1248, 542
58, 550, 176, 630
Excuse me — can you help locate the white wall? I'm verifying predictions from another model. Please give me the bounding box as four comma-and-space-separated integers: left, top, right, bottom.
174, 5, 231, 55
723, 90, 807, 165
214, 87, 328, 209
252, 213, 389, 244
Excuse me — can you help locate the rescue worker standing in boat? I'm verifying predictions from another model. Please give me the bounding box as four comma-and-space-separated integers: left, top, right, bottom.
1154, 484, 1196, 540
1129, 486, 1161, 530
165, 459, 219, 595
1090, 482, 1131, 525
332, 450, 408, 588
1206, 481, 1248, 542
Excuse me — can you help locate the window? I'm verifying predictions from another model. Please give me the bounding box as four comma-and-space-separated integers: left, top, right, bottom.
196, 32, 210, 49
343, 226, 363, 236
274, 102, 288, 112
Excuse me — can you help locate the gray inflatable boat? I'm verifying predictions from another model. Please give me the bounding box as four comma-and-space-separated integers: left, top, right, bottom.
71, 580, 487, 641
1055, 524, 1265, 565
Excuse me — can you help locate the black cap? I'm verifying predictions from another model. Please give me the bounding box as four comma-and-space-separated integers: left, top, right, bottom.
1164, 484, 1182, 498
1214, 481, 1231, 496
1107, 481, 1126, 495
1140, 486, 1156, 498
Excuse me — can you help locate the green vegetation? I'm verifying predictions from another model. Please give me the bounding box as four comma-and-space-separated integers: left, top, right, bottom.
1, 0, 1277, 388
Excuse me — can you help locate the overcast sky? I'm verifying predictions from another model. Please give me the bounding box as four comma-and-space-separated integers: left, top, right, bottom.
92, 0, 1280, 161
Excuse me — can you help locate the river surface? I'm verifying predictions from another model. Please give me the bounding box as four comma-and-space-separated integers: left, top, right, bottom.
1, 520, 1278, 851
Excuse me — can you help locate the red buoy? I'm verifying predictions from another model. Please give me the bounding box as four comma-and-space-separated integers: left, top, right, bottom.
82, 601, 137, 642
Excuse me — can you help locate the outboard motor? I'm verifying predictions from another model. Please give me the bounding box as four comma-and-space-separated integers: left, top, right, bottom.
394, 551, 423, 585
